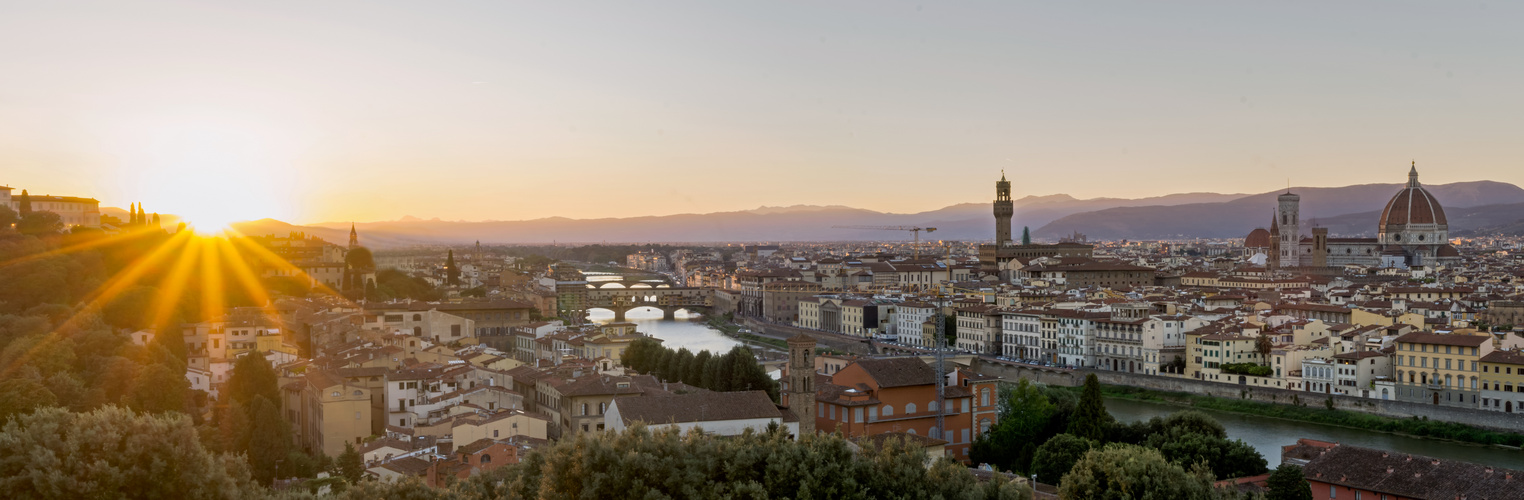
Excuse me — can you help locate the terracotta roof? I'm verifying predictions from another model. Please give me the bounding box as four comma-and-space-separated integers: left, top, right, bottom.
1394, 332, 1490, 347
613, 390, 782, 425
1302, 443, 1521, 499
854, 357, 937, 388
1480, 350, 1524, 366
1378, 167, 1448, 227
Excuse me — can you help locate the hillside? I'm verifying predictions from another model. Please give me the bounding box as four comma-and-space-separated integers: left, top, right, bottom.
1032, 181, 1524, 240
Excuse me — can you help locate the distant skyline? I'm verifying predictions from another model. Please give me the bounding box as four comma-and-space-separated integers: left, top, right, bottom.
3, 1, 1522, 227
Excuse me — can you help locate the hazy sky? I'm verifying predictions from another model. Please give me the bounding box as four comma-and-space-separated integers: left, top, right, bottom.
2, 1, 1521, 226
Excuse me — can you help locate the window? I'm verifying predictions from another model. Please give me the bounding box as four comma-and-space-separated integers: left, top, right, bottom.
481, 454, 492, 464
413, 314, 422, 321
905, 403, 916, 414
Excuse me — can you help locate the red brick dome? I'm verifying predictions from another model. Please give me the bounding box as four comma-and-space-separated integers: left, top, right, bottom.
1245, 228, 1271, 248
1379, 166, 1447, 227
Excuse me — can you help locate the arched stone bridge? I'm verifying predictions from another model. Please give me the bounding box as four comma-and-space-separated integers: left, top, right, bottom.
585, 286, 713, 321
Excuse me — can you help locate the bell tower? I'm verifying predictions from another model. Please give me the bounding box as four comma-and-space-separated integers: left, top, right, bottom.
1276, 190, 1300, 268
994, 171, 1014, 246
786, 334, 817, 438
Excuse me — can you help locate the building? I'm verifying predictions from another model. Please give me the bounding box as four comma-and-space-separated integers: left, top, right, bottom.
1478, 349, 1524, 413
810, 357, 998, 461
1, 186, 101, 228
999, 311, 1043, 361
1252, 164, 1462, 270
606, 390, 797, 438
1392, 331, 1490, 407
282, 369, 373, 457
976, 173, 1094, 278
785, 334, 816, 436
1021, 258, 1154, 290
1288, 440, 1523, 500
762, 281, 822, 324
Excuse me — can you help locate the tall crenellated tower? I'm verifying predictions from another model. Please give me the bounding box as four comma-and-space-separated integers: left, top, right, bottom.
1277, 190, 1300, 268
994, 171, 1013, 246
786, 333, 817, 438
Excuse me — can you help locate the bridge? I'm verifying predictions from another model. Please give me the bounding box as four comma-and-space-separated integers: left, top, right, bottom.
584, 285, 713, 321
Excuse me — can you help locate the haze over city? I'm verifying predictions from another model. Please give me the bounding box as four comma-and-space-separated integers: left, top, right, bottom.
4, 1, 1523, 228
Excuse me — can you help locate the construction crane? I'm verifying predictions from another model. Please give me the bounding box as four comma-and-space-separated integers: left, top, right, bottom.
832, 225, 938, 258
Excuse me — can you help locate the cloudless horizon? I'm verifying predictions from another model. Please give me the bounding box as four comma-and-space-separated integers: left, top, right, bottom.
3, 1, 1521, 227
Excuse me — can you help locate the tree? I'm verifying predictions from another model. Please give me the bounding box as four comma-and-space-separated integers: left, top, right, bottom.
127, 361, 190, 414
446, 250, 459, 286
1266, 464, 1313, 500
225, 353, 279, 408
16, 211, 63, 236
670, 348, 694, 384
0, 406, 259, 498
17, 189, 30, 215
1058, 444, 1219, 500
0, 377, 56, 421
971, 378, 1056, 474
1021, 227, 1031, 245
338, 441, 366, 483
1030, 433, 1096, 484
247, 395, 291, 484
1067, 374, 1111, 442
1256, 333, 1273, 359
0, 205, 17, 229
1148, 432, 1267, 480
687, 350, 712, 387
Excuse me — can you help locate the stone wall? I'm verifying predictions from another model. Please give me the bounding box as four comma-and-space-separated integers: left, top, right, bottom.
970, 359, 1524, 434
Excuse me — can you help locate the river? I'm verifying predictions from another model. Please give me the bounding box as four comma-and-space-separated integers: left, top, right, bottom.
1105, 397, 1524, 470
586, 307, 741, 354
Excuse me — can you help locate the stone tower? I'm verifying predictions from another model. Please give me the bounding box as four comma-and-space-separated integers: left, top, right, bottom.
786, 333, 817, 438
349, 223, 359, 250
994, 171, 1014, 246
1312, 227, 1328, 268
1276, 190, 1300, 268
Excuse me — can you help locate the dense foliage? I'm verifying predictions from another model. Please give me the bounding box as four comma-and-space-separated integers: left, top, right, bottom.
1102, 384, 1524, 447
621, 338, 779, 401
971, 377, 1268, 488
1265, 464, 1313, 500
1058, 444, 1225, 500
1221, 363, 1274, 377
0, 406, 263, 499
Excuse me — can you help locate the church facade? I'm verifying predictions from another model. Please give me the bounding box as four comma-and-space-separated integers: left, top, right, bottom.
1251, 164, 1460, 270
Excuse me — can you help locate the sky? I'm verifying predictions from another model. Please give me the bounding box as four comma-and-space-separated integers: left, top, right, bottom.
2, 1, 1521, 227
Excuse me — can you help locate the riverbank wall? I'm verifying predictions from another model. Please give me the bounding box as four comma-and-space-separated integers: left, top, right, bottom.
970, 360, 1524, 434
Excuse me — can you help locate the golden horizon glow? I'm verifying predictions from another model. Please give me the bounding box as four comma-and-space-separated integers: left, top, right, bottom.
0, 225, 349, 380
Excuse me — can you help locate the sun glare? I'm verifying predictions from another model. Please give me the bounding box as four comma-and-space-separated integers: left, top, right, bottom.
109, 116, 298, 232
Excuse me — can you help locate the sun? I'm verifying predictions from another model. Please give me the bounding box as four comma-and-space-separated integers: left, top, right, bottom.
109, 116, 298, 233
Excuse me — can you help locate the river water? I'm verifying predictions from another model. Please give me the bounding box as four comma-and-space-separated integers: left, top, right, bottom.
586, 307, 741, 354
1105, 397, 1524, 470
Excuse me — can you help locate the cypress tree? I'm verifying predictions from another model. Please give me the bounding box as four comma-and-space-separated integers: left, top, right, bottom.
1067, 374, 1112, 442
446, 250, 459, 286
337, 442, 365, 484
152, 213, 161, 228
1021, 227, 1031, 245
18, 190, 31, 215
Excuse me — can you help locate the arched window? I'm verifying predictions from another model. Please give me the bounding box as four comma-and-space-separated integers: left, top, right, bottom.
581, 403, 589, 416
929, 401, 938, 412
882, 405, 893, 417
929, 427, 940, 440
905, 403, 917, 414
481, 454, 492, 464
413, 326, 422, 336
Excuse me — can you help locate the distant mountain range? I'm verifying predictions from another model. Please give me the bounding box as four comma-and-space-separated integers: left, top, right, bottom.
1031, 181, 1524, 240
224, 181, 1524, 247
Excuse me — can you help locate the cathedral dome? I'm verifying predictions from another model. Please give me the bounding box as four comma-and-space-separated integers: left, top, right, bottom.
1378, 165, 1447, 228
1245, 228, 1271, 248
